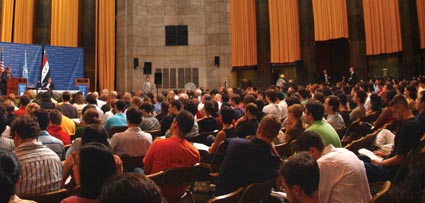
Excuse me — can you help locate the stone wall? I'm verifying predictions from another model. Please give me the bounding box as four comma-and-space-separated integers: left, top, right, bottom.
116, 0, 232, 92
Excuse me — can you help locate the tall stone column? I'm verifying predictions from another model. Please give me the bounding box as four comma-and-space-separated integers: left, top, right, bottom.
255, 0, 272, 88
33, 0, 51, 45
399, 0, 420, 78
347, 0, 367, 80
78, 0, 95, 91
298, 0, 316, 83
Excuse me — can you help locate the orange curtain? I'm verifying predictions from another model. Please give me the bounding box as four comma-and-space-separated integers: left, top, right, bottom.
417, 0, 425, 49
13, 0, 34, 44
231, 0, 257, 67
312, 0, 348, 41
51, 0, 79, 47
363, 0, 402, 55
269, 0, 300, 63
95, 0, 115, 91
1, 0, 14, 42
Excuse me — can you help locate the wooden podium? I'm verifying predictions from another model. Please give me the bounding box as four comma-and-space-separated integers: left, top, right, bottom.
7, 78, 27, 96
75, 78, 90, 96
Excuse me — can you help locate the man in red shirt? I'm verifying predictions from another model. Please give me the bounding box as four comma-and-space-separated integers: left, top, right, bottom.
48, 109, 70, 145
14, 94, 31, 117
143, 110, 200, 200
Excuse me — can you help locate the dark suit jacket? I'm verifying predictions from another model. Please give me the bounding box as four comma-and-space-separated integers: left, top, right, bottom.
43, 82, 55, 90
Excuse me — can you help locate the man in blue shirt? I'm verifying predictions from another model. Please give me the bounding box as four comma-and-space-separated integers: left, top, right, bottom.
104, 100, 127, 132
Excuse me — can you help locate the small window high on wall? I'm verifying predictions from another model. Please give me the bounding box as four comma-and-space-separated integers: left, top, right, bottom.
165, 25, 188, 46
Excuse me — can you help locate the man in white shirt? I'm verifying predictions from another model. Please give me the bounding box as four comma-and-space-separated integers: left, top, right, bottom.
111, 107, 152, 157
263, 89, 282, 118
293, 131, 372, 203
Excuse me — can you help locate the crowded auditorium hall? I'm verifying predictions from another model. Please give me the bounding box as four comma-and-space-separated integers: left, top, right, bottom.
0, 0, 425, 202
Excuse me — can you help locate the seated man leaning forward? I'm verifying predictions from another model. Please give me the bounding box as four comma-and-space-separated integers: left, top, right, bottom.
143, 110, 200, 200
214, 114, 282, 196
293, 131, 372, 203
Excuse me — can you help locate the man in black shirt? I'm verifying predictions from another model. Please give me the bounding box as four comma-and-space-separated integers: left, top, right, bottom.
364, 95, 423, 182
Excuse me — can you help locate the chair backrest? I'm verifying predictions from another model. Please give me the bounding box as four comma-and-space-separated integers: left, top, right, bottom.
274, 140, 295, 159
392, 148, 416, 183
108, 126, 128, 138
344, 136, 365, 154
362, 129, 381, 150
147, 129, 161, 140
370, 181, 391, 203
207, 187, 244, 203
238, 179, 275, 203
186, 130, 218, 144
146, 171, 166, 186
20, 188, 69, 203
120, 155, 144, 172
161, 163, 201, 187
210, 140, 229, 172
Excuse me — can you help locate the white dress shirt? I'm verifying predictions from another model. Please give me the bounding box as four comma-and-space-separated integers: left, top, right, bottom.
318, 145, 372, 203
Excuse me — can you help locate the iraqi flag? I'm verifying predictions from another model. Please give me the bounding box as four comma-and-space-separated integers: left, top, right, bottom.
40, 50, 50, 84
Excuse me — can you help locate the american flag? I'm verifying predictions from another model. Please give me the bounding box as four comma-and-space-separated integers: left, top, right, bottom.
0, 52, 4, 72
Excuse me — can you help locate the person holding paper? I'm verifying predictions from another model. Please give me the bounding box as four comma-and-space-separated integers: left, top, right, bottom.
364, 95, 423, 182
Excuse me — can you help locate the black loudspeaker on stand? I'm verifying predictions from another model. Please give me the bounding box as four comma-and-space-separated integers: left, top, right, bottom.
154, 72, 162, 85
143, 62, 152, 75
134, 58, 139, 69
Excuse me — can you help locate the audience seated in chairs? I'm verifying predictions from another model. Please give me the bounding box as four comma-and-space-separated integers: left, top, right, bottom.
214, 114, 282, 196
140, 102, 161, 132
143, 110, 200, 200
365, 93, 383, 123
12, 116, 63, 195
377, 139, 425, 202
198, 101, 219, 133
293, 131, 372, 203
111, 107, 151, 157
235, 103, 258, 139
62, 124, 123, 190
324, 95, 346, 132
304, 99, 342, 148
103, 100, 127, 132
66, 108, 101, 158
33, 109, 66, 160
364, 95, 423, 183
48, 109, 71, 145
61, 143, 117, 203
279, 152, 320, 203
209, 106, 236, 155
0, 149, 37, 203
99, 173, 166, 203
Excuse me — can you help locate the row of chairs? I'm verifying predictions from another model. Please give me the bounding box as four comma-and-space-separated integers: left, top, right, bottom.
208, 179, 276, 203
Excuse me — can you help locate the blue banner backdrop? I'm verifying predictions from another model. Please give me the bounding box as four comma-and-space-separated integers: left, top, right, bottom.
44, 45, 84, 90
0, 42, 42, 87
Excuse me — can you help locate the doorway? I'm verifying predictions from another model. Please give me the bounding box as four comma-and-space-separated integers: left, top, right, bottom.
315, 38, 349, 83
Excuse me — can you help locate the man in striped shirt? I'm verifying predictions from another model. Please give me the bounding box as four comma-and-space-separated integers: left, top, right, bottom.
11, 115, 62, 195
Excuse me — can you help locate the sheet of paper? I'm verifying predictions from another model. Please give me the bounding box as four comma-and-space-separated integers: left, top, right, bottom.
358, 148, 384, 161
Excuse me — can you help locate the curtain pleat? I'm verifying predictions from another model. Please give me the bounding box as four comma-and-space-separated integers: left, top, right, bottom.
231, 0, 257, 67
95, 0, 115, 91
51, 0, 78, 47
269, 0, 300, 63
13, 0, 34, 44
417, 0, 425, 49
312, 0, 348, 41
1, 0, 14, 42
363, 0, 402, 55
